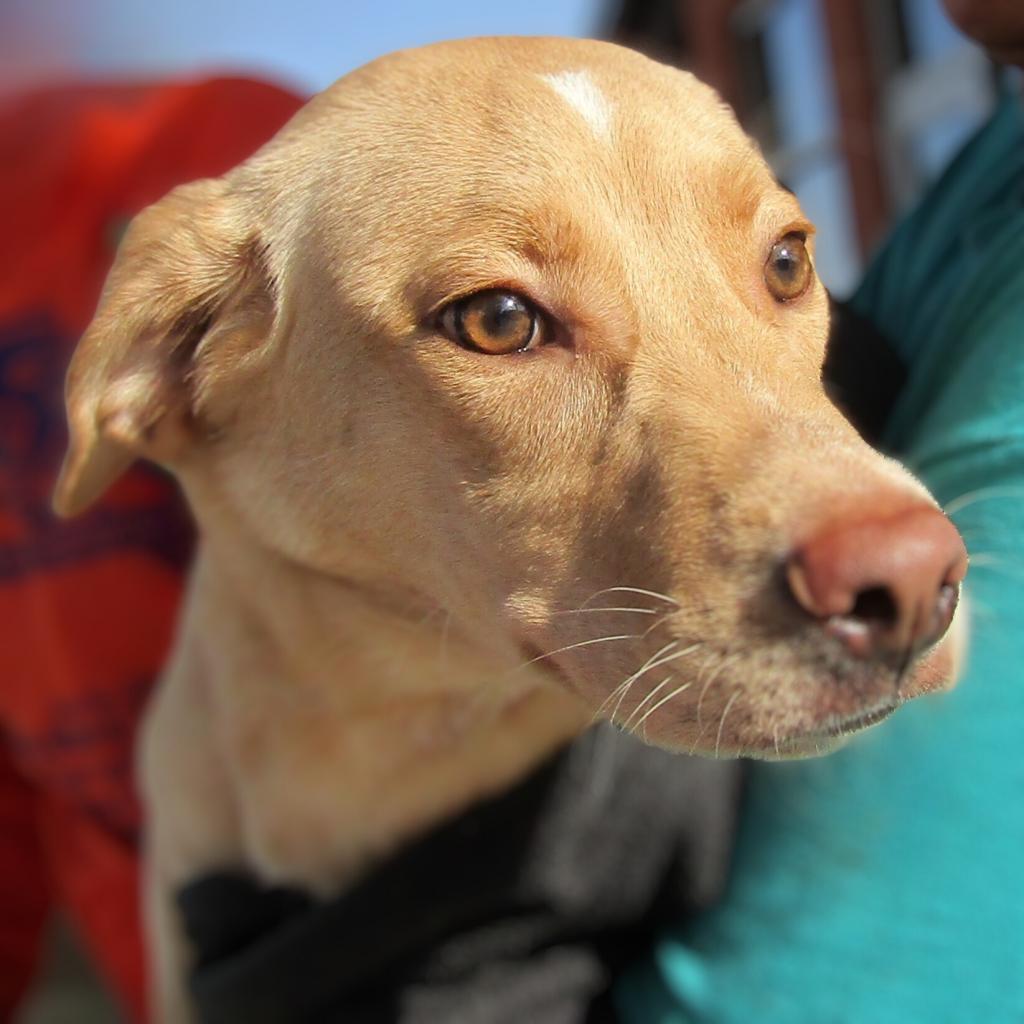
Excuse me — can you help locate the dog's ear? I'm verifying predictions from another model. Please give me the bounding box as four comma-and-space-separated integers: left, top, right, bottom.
53, 177, 275, 517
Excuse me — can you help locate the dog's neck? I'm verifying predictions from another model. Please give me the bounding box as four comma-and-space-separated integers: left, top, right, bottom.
159, 528, 588, 893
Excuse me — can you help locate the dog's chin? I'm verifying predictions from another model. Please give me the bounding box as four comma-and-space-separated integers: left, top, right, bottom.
747, 701, 900, 761
639, 699, 896, 761
601, 644, 958, 762
745, 638, 962, 760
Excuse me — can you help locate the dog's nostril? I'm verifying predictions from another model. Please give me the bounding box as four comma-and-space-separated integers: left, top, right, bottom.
785, 503, 968, 663
848, 586, 898, 628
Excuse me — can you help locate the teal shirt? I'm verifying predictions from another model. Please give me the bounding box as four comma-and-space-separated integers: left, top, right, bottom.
618, 94, 1024, 1023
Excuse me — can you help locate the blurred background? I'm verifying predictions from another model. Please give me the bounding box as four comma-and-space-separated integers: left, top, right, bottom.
0, 1, 1011, 1021
2, 0, 1001, 295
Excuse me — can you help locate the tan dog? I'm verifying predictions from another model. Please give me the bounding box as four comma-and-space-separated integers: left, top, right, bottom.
54, 37, 967, 1020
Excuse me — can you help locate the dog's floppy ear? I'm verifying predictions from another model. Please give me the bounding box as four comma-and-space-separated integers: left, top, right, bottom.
53, 177, 274, 517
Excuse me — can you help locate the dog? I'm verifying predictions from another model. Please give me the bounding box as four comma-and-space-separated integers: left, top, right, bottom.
53, 37, 967, 1020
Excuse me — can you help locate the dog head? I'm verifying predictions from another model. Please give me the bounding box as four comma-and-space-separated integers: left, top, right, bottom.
55, 38, 966, 759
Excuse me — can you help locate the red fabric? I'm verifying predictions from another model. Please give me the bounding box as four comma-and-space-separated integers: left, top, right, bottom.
0, 745, 50, 1014
0, 77, 303, 1021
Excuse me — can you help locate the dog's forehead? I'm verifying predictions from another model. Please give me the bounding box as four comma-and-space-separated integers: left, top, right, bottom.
248, 37, 793, 320
274, 39, 768, 225
291, 37, 748, 174
538, 70, 613, 141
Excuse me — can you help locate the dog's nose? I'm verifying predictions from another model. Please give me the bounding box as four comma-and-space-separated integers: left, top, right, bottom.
786, 505, 968, 660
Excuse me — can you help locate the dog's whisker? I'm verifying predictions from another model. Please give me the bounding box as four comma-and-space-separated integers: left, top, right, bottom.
592, 681, 626, 724
642, 609, 677, 638
622, 675, 675, 733
510, 633, 639, 675
937, 485, 1024, 516
714, 691, 741, 758
687, 724, 709, 757
620, 644, 702, 731
592, 670, 646, 725
551, 606, 659, 617
595, 681, 633, 727
634, 679, 675, 737
631, 680, 693, 735
968, 552, 1024, 581
625, 648, 707, 737
601, 640, 682, 724
773, 724, 781, 759
944, 485, 1024, 518
695, 654, 737, 745
961, 593, 1006, 628
641, 678, 679, 740
607, 671, 645, 725
580, 586, 680, 609
624, 640, 682, 682
694, 654, 720, 734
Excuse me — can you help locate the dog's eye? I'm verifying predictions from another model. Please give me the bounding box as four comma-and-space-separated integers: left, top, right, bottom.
764, 232, 812, 302
441, 290, 543, 354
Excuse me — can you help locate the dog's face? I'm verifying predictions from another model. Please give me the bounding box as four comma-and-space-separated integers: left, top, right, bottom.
56, 38, 965, 759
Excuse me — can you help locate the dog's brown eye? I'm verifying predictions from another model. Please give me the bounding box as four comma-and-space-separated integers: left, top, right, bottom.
764, 233, 812, 302
442, 290, 542, 354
